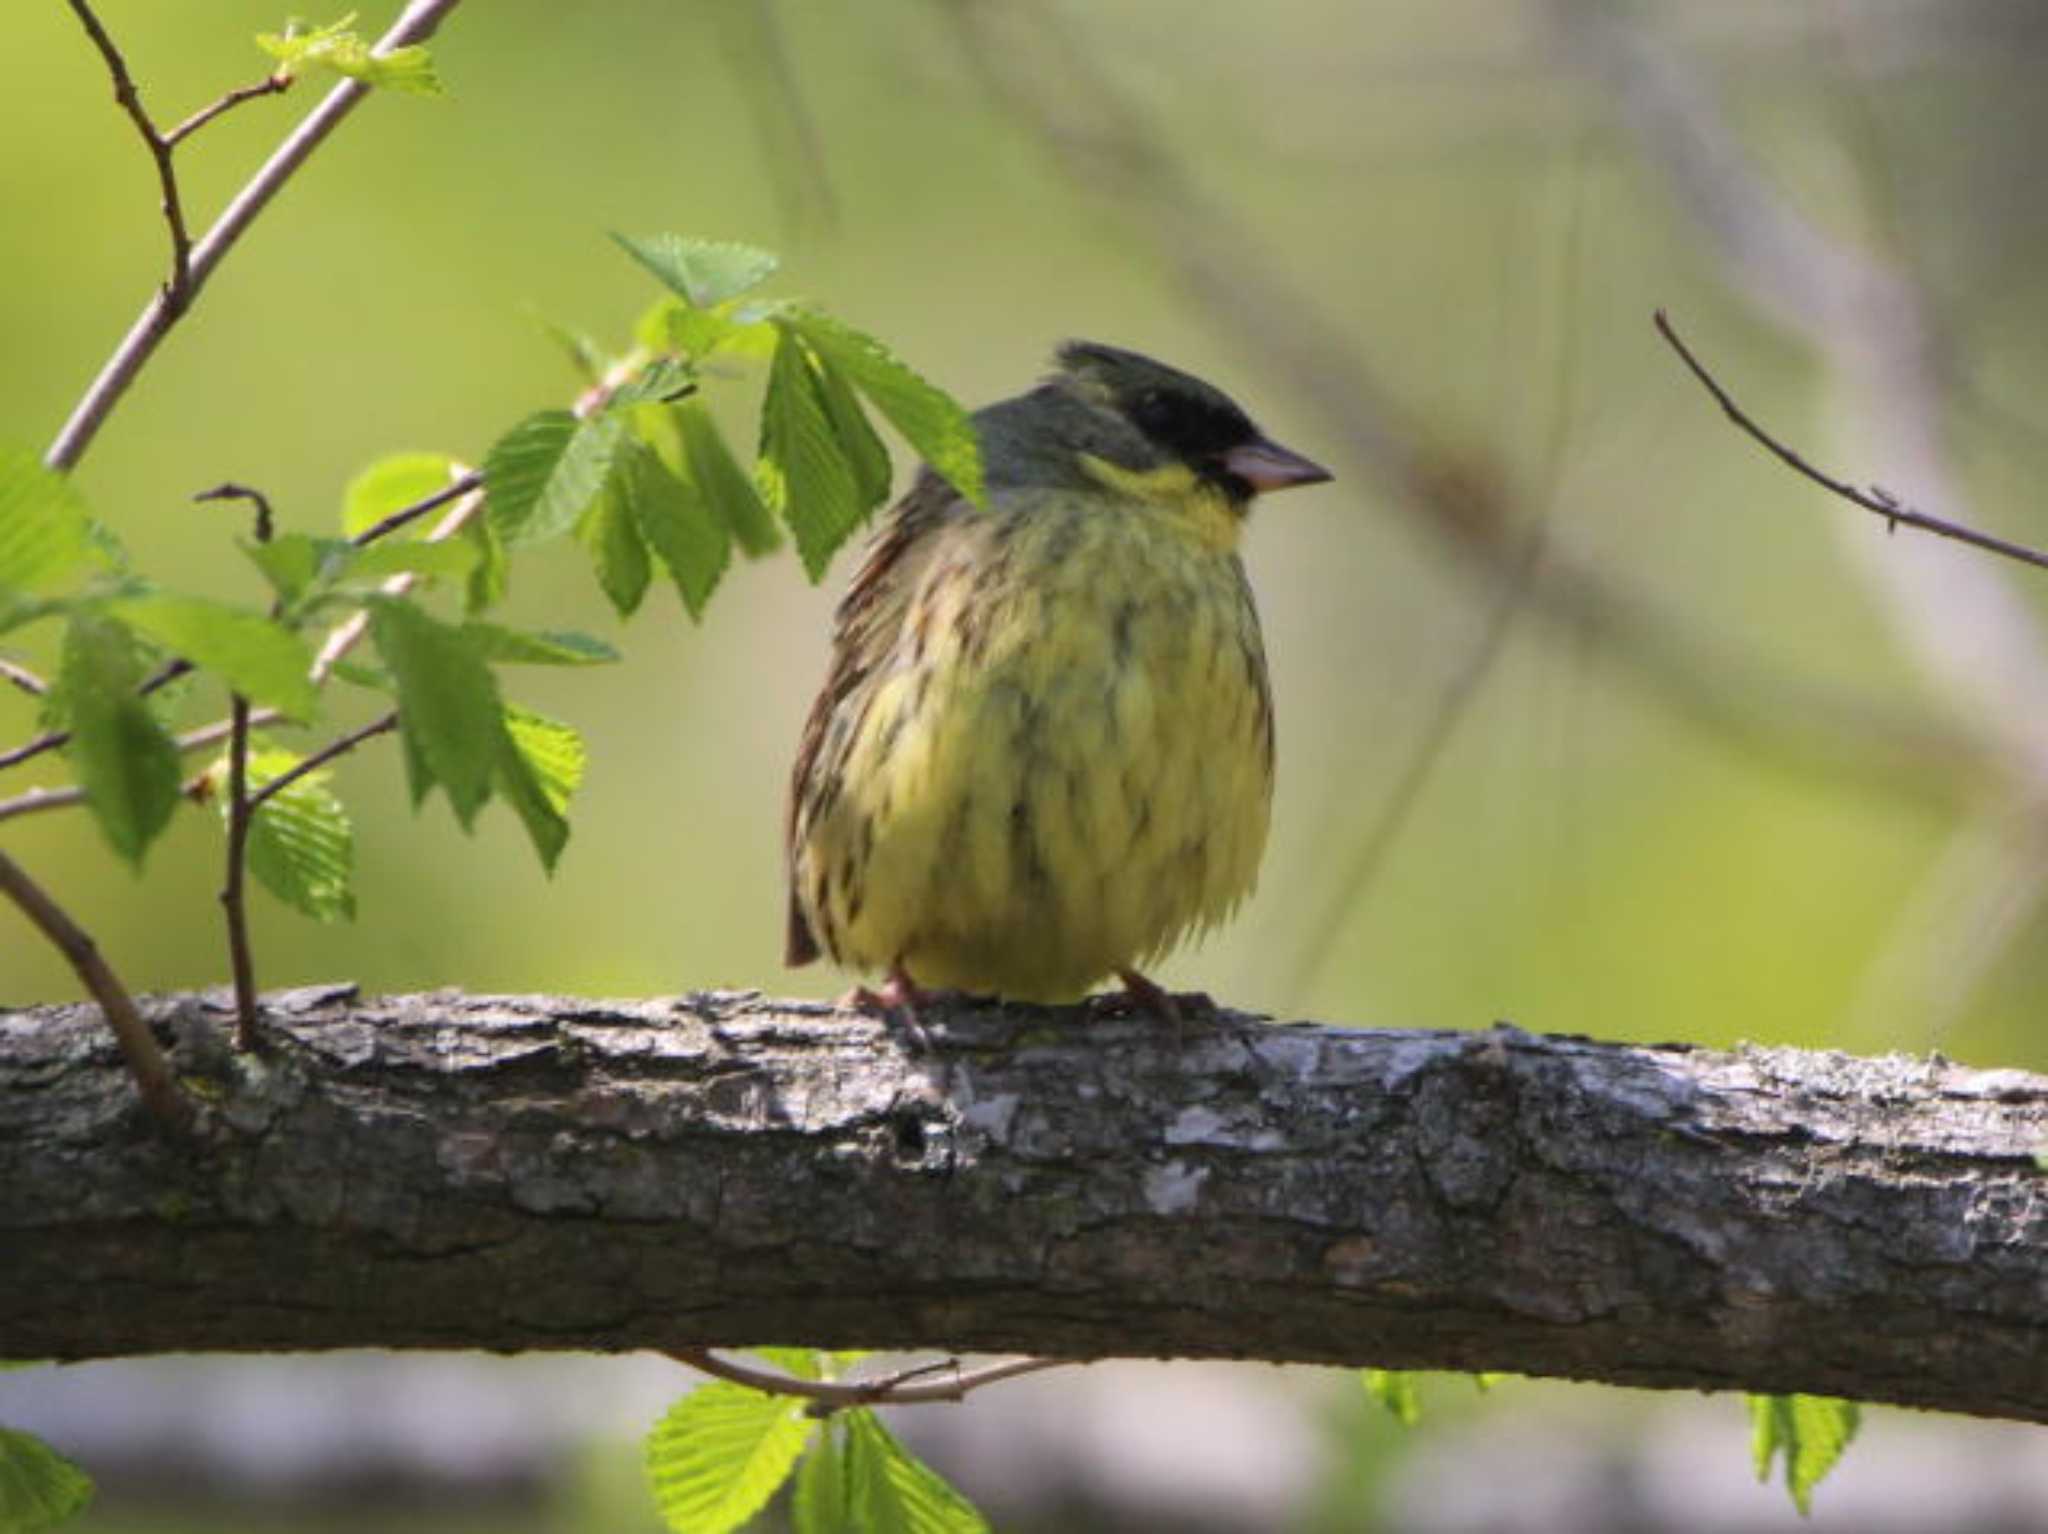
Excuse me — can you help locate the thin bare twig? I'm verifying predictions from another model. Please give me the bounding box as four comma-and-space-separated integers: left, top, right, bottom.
162, 76, 291, 149
0, 847, 190, 1133
47, 0, 466, 472
0, 659, 48, 698
350, 470, 481, 548
667, 1349, 1076, 1415
0, 726, 256, 826
246, 712, 398, 814
1654, 310, 2048, 575
195, 481, 277, 542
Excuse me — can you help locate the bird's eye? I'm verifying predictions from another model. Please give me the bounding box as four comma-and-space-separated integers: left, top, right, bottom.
1131, 391, 1176, 436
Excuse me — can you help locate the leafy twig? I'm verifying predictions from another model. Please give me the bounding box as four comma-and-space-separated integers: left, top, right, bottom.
1654, 310, 2048, 575
46, 0, 466, 473
246, 712, 398, 814
668, 1349, 1075, 1416
0, 848, 190, 1133
350, 470, 481, 548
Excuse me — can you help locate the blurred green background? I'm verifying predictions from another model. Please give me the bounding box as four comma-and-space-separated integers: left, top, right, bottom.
7, 0, 2048, 1528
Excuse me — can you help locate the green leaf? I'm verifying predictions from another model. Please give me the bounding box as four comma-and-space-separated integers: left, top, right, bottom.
757, 328, 864, 581
644, 1382, 813, 1534
0, 1426, 94, 1532
612, 234, 780, 309
784, 310, 985, 508
576, 487, 651, 617
495, 706, 578, 872
672, 401, 780, 557
484, 411, 624, 548
226, 748, 356, 922
641, 298, 738, 362
527, 308, 606, 384
460, 625, 619, 666
606, 356, 696, 410
845, 1410, 987, 1534
342, 451, 461, 538
461, 511, 507, 616
620, 439, 728, 620
1362, 1370, 1422, 1427
58, 613, 182, 868
1748, 1394, 1860, 1516
345, 540, 479, 585
369, 601, 502, 827
240, 533, 352, 609
256, 16, 445, 95
108, 593, 318, 721
790, 1424, 851, 1534
0, 447, 99, 597
812, 354, 894, 514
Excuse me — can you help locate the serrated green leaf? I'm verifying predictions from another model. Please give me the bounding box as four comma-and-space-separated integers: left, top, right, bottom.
0, 447, 99, 597
485, 411, 624, 548
1362, 1370, 1422, 1427
460, 625, 618, 666
811, 351, 894, 513
342, 451, 461, 537
346, 540, 479, 584
758, 329, 864, 581
606, 356, 696, 410
845, 1410, 987, 1534
577, 486, 651, 617
644, 1382, 813, 1534
327, 659, 391, 693
1747, 1394, 1860, 1515
495, 706, 576, 872
58, 613, 182, 868
240, 533, 353, 609
672, 401, 780, 557
461, 510, 507, 615
640, 298, 738, 362
0, 1426, 94, 1533
784, 311, 985, 507
790, 1425, 851, 1534
224, 748, 355, 922
613, 234, 780, 309
369, 600, 502, 827
621, 438, 728, 620
108, 593, 318, 721
257, 17, 444, 95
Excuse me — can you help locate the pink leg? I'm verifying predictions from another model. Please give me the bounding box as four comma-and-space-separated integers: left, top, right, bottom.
842, 960, 935, 1051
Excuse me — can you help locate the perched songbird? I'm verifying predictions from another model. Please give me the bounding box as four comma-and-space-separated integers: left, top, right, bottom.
785, 341, 1329, 1018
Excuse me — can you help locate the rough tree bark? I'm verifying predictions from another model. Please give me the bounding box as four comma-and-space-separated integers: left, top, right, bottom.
3, 987, 2044, 1421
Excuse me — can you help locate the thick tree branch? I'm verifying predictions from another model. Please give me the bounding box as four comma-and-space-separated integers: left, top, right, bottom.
3, 989, 2045, 1422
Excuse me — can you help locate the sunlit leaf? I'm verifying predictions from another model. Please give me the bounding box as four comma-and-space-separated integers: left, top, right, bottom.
1361, 1370, 1422, 1427
369, 600, 501, 826
672, 400, 780, 557
620, 438, 728, 620
0, 1426, 93, 1532
109, 593, 318, 720
460, 625, 618, 666
0, 447, 98, 597
790, 1424, 850, 1534
811, 352, 894, 513
58, 612, 181, 868
485, 411, 626, 548
644, 1382, 813, 1534
576, 487, 651, 617
224, 748, 355, 922
341, 452, 461, 538
845, 1409, 987, 1534
256, 16, 445, 95
757, 328, 863, 581
612, 234, 780, 309
496, 706, 579, 872
1748, 1393, 1860, 1516
784, 310, 984, 507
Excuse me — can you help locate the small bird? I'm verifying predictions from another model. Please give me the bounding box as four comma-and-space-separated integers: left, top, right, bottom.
785, 341, 1329, 1021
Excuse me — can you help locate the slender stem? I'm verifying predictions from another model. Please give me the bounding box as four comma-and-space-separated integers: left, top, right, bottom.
0, 724, 260, 826
0, 659, 48, 697
220, 693, 259, 1050
46, 0, 467, 472
1654, 310, 2048, 575
162, 76, 292, 149
666, 1349, 1076, 1415
0, 657, 194, 775
246, 712, 398, 814
195, 481, 276, 541
0, 847, 191, 1133
350, 470, 481, 548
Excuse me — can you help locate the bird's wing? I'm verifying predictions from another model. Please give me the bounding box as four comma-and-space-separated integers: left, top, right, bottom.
784, 470, 966, 966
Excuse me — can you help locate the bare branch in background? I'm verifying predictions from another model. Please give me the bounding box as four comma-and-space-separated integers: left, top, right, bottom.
0, 660, 48, 698
245, 712, 398, 814
1655, 310, 2048, 574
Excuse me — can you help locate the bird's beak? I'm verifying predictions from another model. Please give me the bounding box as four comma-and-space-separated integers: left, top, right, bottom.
1221, 437, 1332, 494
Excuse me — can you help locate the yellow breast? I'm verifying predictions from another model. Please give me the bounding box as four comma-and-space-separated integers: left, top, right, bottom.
792, 475, 1274, 1001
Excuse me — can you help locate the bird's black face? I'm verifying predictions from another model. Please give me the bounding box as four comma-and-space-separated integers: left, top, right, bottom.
1056, 341, 1331, 505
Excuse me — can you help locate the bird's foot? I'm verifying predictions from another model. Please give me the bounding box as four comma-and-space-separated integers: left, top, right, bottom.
842, 963, 936, 1053
1102, 969, 1215, 1043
